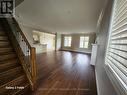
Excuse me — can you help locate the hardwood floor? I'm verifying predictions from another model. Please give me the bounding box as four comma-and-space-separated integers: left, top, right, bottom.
32, 51, 97, 95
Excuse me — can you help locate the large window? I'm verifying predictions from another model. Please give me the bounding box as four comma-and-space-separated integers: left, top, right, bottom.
79, 36, 89, 48
64, 36, 72, 47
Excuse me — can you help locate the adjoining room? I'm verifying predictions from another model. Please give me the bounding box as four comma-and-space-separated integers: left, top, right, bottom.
33, 30, 55, 53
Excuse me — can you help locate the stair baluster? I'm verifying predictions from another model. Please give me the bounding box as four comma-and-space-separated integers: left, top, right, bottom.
1, 18, 37, 91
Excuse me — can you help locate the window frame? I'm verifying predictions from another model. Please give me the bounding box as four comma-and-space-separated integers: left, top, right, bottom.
64, 36, 72, 47
79, 36, 89, 48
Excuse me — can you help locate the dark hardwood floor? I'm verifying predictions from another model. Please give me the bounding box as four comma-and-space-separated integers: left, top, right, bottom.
32, 51, 97, 95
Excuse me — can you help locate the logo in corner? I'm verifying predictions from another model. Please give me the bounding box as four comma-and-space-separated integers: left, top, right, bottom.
0, 0, 15, 17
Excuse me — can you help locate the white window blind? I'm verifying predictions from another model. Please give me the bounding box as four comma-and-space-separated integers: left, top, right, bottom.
105, 0, 127, 94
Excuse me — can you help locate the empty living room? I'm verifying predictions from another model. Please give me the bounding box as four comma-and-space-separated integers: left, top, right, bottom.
0, 0, 127, 95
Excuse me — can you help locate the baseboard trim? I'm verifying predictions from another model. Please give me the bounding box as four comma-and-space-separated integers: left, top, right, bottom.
60, 49, 91, 55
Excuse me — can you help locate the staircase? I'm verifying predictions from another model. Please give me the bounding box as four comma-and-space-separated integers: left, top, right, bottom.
0, 21, 31, 95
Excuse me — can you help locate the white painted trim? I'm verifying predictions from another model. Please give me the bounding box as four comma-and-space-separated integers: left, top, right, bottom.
95, 0, 115, 95
95, 68, 101, 95
61, 49, 91, 54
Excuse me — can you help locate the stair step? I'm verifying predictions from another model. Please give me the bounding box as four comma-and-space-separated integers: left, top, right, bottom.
0, 53, 16, 61
0, 75, 26, 89
0, 66, 24, 86
0, 20, 31, 95
14, 84, 30, 95
0, 31, 6, 36
0, 41, 10, 47
0, 60, 19, 72
0, 75, 30, 95
0, 24, 3, 30
0, 26, 2, 30
0, 36, 8, 41
0, 47, 14, 54
0, 58, 18, 64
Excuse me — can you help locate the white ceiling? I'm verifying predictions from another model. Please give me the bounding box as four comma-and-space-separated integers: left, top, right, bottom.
16, 0, 106, 34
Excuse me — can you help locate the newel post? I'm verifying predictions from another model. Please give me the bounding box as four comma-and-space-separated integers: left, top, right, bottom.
30, 47, 37, 90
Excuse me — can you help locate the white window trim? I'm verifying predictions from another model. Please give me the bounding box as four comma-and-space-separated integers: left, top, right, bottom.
79, 36, 89, 49
64, 36, 72, 47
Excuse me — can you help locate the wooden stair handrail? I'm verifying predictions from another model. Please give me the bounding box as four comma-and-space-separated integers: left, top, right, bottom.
3, 17, 37, 91
12, 18, 31, 49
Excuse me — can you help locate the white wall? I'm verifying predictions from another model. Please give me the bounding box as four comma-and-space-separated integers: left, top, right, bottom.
56, 33, 61, 50
95, 0, 117, 95
19, 24, 34, 46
